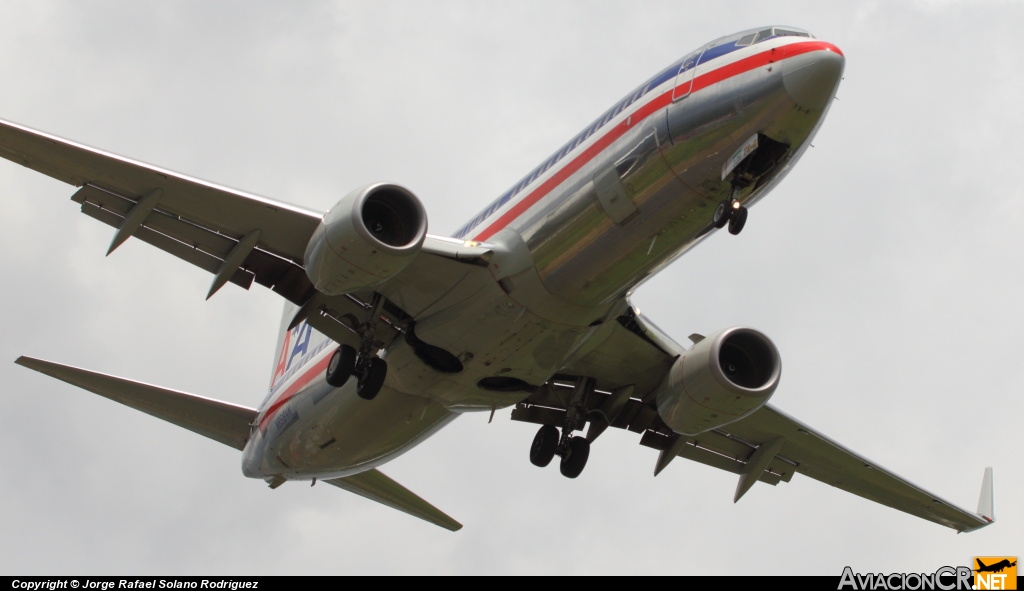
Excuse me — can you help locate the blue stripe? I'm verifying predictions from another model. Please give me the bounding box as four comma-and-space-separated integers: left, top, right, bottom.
451, 40, 745, 240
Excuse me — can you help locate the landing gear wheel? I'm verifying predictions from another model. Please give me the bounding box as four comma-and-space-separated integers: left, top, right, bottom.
325, 345, 357, 388
712, 201, 731, 229
728, 205, 748, 235
559, 436, 591, 479
357, 357, 387, 400
529, 425, 559, 467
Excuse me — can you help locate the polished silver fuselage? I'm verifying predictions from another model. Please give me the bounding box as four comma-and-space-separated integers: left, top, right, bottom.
242, 29, 844, 481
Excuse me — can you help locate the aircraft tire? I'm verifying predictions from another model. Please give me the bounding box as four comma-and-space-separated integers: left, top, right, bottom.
357, 357, 387, 400
713, 201, 731, 228
529, 425, 559, 467
728, 206, 748, 235
559, 437, 590, 479
326, 345, 357, 388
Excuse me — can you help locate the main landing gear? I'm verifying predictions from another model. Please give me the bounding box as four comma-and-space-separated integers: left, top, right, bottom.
528, 377, 593, 479
530, 424, 591, 478
324, 295, 389, 400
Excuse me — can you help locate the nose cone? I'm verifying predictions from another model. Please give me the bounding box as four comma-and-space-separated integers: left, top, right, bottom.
782, 48, 844, 110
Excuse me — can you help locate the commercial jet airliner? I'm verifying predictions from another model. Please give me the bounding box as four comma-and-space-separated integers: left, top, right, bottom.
4, 26, 996, 532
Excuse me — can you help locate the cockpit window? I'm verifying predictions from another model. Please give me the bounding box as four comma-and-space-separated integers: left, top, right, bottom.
736, 33, 756, 46
748, 27, 812, 46
774, 28, 811, 38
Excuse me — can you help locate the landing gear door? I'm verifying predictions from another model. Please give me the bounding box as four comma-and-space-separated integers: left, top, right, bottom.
672, 48, 705, 102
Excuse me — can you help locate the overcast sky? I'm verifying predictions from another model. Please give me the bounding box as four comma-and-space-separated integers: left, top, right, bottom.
0, 0, 1020, 576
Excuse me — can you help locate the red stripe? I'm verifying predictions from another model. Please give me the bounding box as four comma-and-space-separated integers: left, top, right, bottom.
472, 40, 841, 242
258, 352, 332, 430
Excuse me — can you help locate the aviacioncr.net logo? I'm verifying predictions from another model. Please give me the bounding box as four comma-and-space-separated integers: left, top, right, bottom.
973, 557, 1017, 591
838, 566, 973, 590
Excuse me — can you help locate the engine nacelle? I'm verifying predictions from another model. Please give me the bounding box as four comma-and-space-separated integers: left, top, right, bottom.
656, 327, 781, 436
304, 183, 428, 295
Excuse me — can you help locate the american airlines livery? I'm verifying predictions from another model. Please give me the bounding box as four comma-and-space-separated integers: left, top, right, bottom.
4, 26, 995, 532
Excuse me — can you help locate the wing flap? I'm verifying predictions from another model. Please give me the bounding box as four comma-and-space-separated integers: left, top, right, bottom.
15, 356, 256, 451
325, 470, 462, 531
72, 183, 314, 302
638, 430, 787, 485
80, 200, 256, 290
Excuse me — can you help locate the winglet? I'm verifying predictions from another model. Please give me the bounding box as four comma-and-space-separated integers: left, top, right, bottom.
976, 467, 994, 523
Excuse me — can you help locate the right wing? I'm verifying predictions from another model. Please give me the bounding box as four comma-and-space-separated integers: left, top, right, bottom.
711, 405, 994, 532
0, 117, 322, 304
515, 307, 994, 533
0, 118, 496, 347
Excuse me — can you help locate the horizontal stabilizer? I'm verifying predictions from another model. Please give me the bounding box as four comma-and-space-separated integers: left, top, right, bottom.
15, 356, 257, 450
325, 471, 462, 532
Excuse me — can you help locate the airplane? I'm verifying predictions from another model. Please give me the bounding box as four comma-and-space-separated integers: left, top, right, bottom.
4, 25, 997, 533
975, 559, 1016, 574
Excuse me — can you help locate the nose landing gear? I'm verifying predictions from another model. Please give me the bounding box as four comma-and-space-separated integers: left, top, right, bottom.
713, 195, 748, 236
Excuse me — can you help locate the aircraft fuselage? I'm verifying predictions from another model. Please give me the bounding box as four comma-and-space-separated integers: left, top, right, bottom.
242, 27, 844, 481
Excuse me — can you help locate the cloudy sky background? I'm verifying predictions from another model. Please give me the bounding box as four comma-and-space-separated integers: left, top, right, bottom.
0, 0, 1020, 575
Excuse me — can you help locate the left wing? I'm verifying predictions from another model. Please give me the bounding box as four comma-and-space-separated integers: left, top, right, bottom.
515, 308, 994, 533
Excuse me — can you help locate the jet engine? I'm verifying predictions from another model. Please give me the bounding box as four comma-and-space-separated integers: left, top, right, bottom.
304, 183, 428, 295
656, 327, 781, 436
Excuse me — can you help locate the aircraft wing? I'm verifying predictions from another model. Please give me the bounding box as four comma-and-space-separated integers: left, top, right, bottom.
714, 405, 993, 533
0, 117, 493, 341
515, 310, 994, 533
0, 117, 322, 303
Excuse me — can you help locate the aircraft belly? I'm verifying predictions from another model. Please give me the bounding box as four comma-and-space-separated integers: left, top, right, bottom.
245, 378, 456, 479
390, 289, 594, 411
244, 288, 599, 479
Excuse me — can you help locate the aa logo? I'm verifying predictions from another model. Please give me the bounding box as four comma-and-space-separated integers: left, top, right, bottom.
973, 557, 1017, 590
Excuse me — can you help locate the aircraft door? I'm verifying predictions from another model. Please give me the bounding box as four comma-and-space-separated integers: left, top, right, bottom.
671, 48, 705, 101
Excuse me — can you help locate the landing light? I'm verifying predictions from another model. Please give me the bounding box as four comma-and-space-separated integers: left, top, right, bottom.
731, 201, 742, 210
